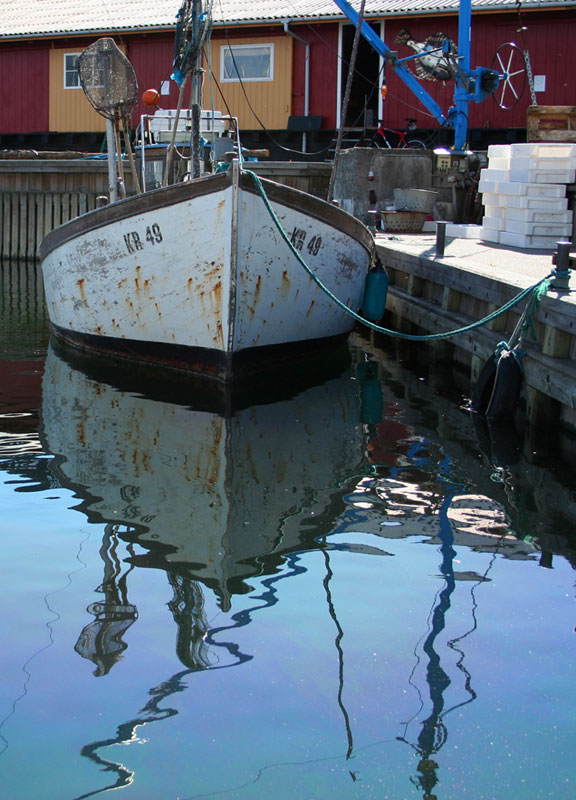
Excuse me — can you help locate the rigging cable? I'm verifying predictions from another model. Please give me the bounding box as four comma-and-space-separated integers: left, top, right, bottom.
329, 0, 368, 200
244, 166, 556, 343
214, 0, 330, 156
295, 8, 440, 120
515, 0, 537, 105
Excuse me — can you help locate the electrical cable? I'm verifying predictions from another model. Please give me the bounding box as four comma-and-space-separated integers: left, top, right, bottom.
297, 12, 441, 120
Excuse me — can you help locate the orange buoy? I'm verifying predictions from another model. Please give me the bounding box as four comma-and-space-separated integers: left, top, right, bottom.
142, 88, 160, 107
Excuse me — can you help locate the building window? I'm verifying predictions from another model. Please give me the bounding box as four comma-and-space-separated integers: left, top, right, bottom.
64, 53, 81, 88
220, 44, 274, 82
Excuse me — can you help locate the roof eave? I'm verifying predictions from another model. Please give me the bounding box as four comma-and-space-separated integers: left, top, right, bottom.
0, 24, 175, 42
0, 1, 574, 41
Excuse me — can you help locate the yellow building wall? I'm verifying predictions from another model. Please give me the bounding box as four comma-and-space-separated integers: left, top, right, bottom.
49, 46, 127, 132
205, 35, 293, 129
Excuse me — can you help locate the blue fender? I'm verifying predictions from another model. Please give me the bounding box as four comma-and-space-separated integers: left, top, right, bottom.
361, 263, 389, 323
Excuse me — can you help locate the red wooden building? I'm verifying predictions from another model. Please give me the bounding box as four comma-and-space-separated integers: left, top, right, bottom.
0, 0, 573, 154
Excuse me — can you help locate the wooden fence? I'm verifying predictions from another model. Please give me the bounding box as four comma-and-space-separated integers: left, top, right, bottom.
0, 191, 101, 260
0, 158, 111, 261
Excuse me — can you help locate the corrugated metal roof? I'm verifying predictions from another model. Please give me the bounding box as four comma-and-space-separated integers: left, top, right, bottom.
0, 0, 571, 38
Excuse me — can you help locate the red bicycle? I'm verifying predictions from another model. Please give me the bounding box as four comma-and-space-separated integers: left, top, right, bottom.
371, 118, 427, 149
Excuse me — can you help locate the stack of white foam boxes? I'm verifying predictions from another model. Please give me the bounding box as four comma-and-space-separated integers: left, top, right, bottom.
478, 143, 575, 249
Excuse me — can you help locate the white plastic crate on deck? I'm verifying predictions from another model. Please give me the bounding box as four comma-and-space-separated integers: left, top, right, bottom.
479, 143, 576, 249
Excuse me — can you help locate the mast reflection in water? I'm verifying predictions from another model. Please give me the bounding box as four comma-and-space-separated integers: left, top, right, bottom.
11, 340, 571, 800
40, 344, 373, 796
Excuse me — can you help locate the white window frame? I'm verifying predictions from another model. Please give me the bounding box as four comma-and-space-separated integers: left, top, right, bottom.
220, 43, 274, 83
64, 52, 81, 89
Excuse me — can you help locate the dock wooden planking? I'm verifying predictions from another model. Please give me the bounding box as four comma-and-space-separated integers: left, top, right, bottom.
377, 234, 576, 431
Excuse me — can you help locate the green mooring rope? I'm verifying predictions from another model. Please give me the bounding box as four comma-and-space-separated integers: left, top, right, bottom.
244, 168, 554, 342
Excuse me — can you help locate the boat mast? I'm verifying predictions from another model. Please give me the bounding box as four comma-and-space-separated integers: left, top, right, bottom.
164, 0, 213, 186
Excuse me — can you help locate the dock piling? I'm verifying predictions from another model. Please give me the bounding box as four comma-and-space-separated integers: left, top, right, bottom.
551, 241, 572, 292
435, 221, 446, 258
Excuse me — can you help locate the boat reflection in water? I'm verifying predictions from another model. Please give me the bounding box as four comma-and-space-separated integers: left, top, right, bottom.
41, 343, 372, 670
39, 343, 541, 800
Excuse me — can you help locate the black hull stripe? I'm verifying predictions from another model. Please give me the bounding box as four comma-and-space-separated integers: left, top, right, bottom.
50, 323, 350, 384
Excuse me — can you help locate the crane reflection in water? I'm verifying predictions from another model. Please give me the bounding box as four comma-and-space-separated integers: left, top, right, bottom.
39, 344, 534, 800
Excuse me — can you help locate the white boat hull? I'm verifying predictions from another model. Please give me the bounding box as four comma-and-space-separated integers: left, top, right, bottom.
40, 166, 374, 380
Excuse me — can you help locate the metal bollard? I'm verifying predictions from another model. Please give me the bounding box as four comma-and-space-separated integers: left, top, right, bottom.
436, 221, 446, 258
551, 241, 572, 292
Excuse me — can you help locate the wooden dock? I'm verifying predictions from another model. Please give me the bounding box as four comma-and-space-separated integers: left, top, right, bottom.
374, 232, 576, 432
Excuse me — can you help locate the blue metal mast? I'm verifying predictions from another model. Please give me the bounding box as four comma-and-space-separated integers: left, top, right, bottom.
454, 0, 472, 151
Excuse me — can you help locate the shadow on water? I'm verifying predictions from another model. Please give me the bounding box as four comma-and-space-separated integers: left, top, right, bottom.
1, 261, 576, 797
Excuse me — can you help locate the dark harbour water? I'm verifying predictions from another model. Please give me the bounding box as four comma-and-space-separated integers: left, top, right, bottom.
1, 260, 575, 800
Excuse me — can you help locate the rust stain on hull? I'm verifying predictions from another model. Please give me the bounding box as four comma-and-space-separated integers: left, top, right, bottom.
76, 279, 86, 302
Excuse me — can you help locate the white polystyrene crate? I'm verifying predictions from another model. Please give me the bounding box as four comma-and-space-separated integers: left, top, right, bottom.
506, 208, 572, 223
524, 183, 569, 197
482, 192, 504, 206
487, 144, 511, 159
508, 168, 576, 184
509, 143, 576, 159
483, 205, 506, 219
479, 168, 511, 182
508, 156, 576, 172
503, 194, 569, 210
500, 231, 561, 250
486, 157, 510, 171
496, 181, 567, 198
481, 202, 507, 217
445, 224, 481, 238
479, 228, 500, 244
478, 179, 498, 194
482, 215, 506, 231
505, 219, 573, 236
481, 192, 510, 209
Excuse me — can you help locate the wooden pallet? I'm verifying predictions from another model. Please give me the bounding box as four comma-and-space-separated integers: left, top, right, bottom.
527, 106, 576, 142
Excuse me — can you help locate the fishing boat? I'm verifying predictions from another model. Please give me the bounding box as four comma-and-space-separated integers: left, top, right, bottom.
39, 1, 375, 383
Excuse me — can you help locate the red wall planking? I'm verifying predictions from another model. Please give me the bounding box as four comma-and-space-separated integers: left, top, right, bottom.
0, 43, 49, 134
363, 11, 576, 132
292, 23, 340, 129
127, 36, 182, 125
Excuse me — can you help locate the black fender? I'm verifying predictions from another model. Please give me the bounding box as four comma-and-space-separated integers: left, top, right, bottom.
471, 346, 524, 422
485, 349, 523, 422
470, 350, 499, 414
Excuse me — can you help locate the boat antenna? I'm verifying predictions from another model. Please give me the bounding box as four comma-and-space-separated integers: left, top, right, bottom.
78, 38, 141, 199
